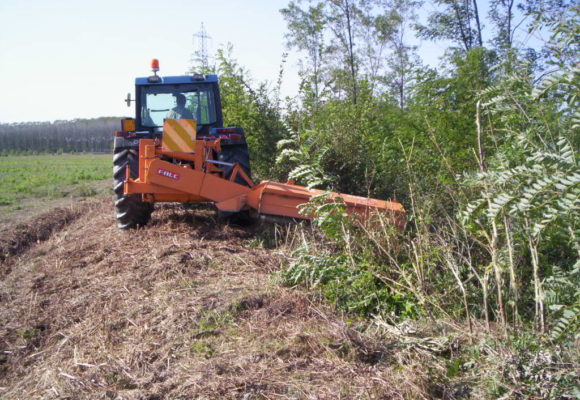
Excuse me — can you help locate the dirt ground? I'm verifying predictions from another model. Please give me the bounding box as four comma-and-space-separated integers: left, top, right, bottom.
0, 198, 444, 400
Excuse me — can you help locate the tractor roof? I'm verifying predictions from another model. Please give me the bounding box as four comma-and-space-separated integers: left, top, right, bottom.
135, 74, 218, 86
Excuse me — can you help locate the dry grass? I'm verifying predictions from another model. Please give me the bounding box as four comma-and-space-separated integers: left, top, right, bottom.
0, 202, 88, 270
0, 198, 454, 399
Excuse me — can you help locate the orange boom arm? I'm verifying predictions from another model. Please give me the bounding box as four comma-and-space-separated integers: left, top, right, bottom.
124, 120, 404, 225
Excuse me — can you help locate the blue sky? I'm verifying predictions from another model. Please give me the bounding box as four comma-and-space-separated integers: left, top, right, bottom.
0, 0, 540, 123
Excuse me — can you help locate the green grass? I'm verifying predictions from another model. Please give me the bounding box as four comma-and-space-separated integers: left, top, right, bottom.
0, 153, 111, 206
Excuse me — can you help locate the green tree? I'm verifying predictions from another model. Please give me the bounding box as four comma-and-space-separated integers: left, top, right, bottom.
214, 47, 287, 180
281, 1, 328, 109
377, 0, 422, 108
416, 0, 483, 52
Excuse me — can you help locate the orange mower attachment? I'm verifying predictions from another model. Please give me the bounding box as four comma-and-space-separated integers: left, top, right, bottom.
124, 123, 405, 226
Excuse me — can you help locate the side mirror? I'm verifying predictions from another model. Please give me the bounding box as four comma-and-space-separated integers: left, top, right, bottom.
125, 93, 132, 107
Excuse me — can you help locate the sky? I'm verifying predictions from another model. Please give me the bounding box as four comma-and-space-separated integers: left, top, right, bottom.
0, 0, 303, 122
0, 0, 538, 124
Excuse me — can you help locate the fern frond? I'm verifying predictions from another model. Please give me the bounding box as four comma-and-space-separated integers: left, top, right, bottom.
550, 301, 580, 341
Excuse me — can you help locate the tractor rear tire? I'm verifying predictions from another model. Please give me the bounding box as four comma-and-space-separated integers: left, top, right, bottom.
113, 148, 153, 229
216, 144, 253, 222
218, 144, 252, 186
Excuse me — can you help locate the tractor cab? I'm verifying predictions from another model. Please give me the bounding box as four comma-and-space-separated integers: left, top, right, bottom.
131, 61, 223, 136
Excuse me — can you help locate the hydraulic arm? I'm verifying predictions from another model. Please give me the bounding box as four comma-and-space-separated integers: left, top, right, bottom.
124, 120, 405, 225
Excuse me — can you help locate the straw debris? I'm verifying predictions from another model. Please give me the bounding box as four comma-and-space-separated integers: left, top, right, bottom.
1, 198, 451, 399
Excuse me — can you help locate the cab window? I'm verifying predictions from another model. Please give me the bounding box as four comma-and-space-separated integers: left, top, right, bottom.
140, 84, 217, 127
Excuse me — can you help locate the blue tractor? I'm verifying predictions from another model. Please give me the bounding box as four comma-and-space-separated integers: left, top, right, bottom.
113, 59, 251, 228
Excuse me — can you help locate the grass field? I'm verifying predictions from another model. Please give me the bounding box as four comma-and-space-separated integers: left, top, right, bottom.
0, 154, 110, 208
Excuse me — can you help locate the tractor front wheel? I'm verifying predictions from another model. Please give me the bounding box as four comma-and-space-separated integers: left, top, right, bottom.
113, 148, 153, 229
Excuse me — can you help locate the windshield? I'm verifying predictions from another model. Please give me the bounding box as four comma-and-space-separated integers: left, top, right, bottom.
140, 84, 217, 128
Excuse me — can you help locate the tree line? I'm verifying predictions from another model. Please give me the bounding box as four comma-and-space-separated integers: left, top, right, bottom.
0, 118, 120, 154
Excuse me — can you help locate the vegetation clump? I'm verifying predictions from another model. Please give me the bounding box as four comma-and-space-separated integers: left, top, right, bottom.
191, 1, 579, 397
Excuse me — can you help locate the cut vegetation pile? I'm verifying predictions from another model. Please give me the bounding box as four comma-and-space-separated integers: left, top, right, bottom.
0, 198, 458, 400
0, 205, 86, 267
